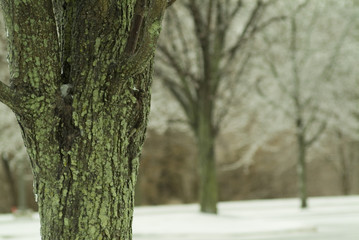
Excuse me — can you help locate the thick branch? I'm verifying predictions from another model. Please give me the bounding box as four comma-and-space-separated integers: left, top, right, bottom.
120, 0, 167, 76
1, 0, 60, 96
124, 0, 147, 55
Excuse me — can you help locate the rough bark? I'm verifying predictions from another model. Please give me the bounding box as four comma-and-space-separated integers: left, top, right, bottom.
0, 0, 167, 239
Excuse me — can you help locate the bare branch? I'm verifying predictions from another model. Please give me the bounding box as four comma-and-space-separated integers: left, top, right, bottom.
185, 0, 206, 45
157, 44, 198, 86
120, 0, 167, 76
305, 121, 326, 147
215, 0, 244, 35
289, 14, 303, 107
225, 0, 264, 63
164, 8, 199, 84
321, 18, 353, 82
289, 0, 310, 79
155, 48, 198, 117
214, 53, 252, 133
301, 102, 323, 138
262, 51, 293, 99
228, 0, 243, 23
255, 15, 287, 32
160, 76, 197, 129
298, 4, 320, 67
225, 0, 285, 65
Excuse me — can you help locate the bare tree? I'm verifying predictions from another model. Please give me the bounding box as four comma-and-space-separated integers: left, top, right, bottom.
155, 0, 283, 213
255, 0, 354, 208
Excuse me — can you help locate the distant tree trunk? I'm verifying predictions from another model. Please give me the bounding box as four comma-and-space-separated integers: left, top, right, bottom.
337, 130, 351, 195
0, 0, 168, 238
196, 93, 217, 213
341, 169, 350, 195
16, 163, 27, 211
1, 153, 18, 208
296, 130, 308, 209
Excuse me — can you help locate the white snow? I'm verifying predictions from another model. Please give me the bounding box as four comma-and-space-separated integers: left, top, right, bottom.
0, 196, 358, 240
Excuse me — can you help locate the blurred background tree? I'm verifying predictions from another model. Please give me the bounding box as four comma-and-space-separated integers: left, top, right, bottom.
254, 0, 356, 208
0, 13, 32, 213
155, 0, 284, 214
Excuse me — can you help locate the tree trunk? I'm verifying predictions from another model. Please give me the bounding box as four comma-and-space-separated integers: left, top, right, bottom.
337, 131, 351, 195
0, 0, 167, 238
16, 163, 27, 212
296, 133, 308, 209
19, 69, 153, 239
1, 153, 18, 208
196, 88, 218, 214
341, 170, 350, 195
197, 128, 218, 214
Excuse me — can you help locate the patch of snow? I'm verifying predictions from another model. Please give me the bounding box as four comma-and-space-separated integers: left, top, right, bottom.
0, 196, 358, 240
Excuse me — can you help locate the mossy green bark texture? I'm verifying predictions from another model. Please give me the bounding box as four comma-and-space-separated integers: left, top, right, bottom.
0, 0, 166, 239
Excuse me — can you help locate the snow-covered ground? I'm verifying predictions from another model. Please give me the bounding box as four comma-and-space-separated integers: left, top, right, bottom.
0, 196, 358, 240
